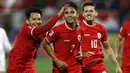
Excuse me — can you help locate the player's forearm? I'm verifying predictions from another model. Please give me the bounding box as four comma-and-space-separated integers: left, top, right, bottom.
103, 42, 120, 67
33, 14, 61, 35
43, 39, 58, 62
116, 38, 122, 55
105, 47, 120, 67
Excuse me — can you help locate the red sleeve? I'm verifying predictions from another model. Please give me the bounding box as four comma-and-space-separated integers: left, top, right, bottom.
101, 26, 108, 43
45, 28, 58, 43
21, 25, 35, 36
119, 23, 126, 38
32, 14, 61, 35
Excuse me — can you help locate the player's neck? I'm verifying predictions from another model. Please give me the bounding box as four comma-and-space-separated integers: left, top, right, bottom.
66, 22, 76, 30
86, 20, 94, 25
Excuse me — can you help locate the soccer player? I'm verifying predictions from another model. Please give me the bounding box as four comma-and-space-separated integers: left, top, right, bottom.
7, 7, 66, 73
0, 27, 11, 73
116, 20, 130, 73
80, 2, 122, 73
43, 2, 83, 73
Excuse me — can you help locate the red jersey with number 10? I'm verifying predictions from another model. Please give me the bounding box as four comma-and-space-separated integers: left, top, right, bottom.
80, 20, 108, 65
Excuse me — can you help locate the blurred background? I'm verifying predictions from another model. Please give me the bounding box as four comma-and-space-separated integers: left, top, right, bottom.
0, 0, 130, 73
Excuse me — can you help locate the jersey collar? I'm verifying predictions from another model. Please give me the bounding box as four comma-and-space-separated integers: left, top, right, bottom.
83, 20, 96, 27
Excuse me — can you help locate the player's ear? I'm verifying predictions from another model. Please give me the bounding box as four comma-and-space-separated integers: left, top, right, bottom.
95, 11, 98, 16
77, 13, 79, 18
26, 20, 29, 24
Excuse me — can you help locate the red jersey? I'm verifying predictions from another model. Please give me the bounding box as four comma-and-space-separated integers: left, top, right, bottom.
80, 20, 108, 65
119, 21, 130, 65
46, 23, 83, 67
8, 24, 45, 70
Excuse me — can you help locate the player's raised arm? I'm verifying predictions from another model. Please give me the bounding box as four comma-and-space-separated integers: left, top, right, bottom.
32, 5, 68, 35
102, 42, 122, 73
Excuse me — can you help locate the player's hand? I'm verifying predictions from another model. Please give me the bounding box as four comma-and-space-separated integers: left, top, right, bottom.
76, 52, 83, 60
57, 4, 69, 16
116, 54, 123, 61
55, 59, 68, 70
116, 66, 122, 73
83, 51, 95, 58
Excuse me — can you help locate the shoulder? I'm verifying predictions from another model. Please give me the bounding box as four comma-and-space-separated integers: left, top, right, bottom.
122, 21, 130, 28
95, 22, 106, 30
52, 23, 65, 31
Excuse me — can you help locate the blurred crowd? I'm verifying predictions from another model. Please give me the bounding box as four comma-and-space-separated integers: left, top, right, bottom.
0, 0, 130, 55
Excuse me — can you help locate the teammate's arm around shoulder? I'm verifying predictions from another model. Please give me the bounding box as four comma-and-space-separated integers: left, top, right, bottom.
102, 42, 122, 73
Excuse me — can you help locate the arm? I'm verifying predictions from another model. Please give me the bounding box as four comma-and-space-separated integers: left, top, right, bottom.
33, 6, 66, 35
42, 38, 68, 70
116, 35, 123, 61
102, 42, 122, 73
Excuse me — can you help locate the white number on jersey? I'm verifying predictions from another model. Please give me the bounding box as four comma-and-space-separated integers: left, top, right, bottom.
91, 40, 97, 48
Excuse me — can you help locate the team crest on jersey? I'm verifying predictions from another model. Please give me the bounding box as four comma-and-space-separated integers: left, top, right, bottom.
77, 35, 81, 41
97, 33, 101, 39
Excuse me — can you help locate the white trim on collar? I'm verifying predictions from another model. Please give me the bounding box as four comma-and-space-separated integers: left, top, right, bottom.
65, 22, 80, 30
83, 20, 96, 27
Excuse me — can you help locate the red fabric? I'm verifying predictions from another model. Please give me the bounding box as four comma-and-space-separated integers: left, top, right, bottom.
82, 61, 108, 73
33, 14, 60, 35
119, 21, 130, 49
7, 24, 45, 70
7, 66, 36, 73
119, 21, 130, 71
53, 63, 82, 73
46, 23, 83, 69
80, 21, 108, 65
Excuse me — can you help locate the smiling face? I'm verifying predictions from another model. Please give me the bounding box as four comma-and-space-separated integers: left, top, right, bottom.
63, 6, 78, 24
82, 6, 97, 21
26, 13, 42, 27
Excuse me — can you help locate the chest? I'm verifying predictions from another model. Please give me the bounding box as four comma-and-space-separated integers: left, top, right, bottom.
83, 27, 102, 40
58, 30, 82, 43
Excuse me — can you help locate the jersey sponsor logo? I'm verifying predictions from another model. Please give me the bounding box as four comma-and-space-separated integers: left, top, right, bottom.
49, 30, 54, 37
64, 40, 70, 42
77, 35, 81, 41
97, 33, 101, 39
84, 34, 90, 36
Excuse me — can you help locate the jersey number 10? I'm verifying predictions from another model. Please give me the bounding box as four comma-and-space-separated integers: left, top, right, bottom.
91, 40, 97, 48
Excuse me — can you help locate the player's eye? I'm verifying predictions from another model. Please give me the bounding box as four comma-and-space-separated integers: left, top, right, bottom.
64, 11, 69, 14
84, 10, 88, 13
70, 11, 75, 14
90, 10, 94, 12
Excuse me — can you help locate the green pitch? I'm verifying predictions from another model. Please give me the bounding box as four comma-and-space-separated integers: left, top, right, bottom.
34, 58, 118, 73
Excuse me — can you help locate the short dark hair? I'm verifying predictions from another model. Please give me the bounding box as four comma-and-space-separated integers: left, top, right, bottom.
82, 2, 96, 10
25, 8, 42, 19
67, 2, 78, 11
